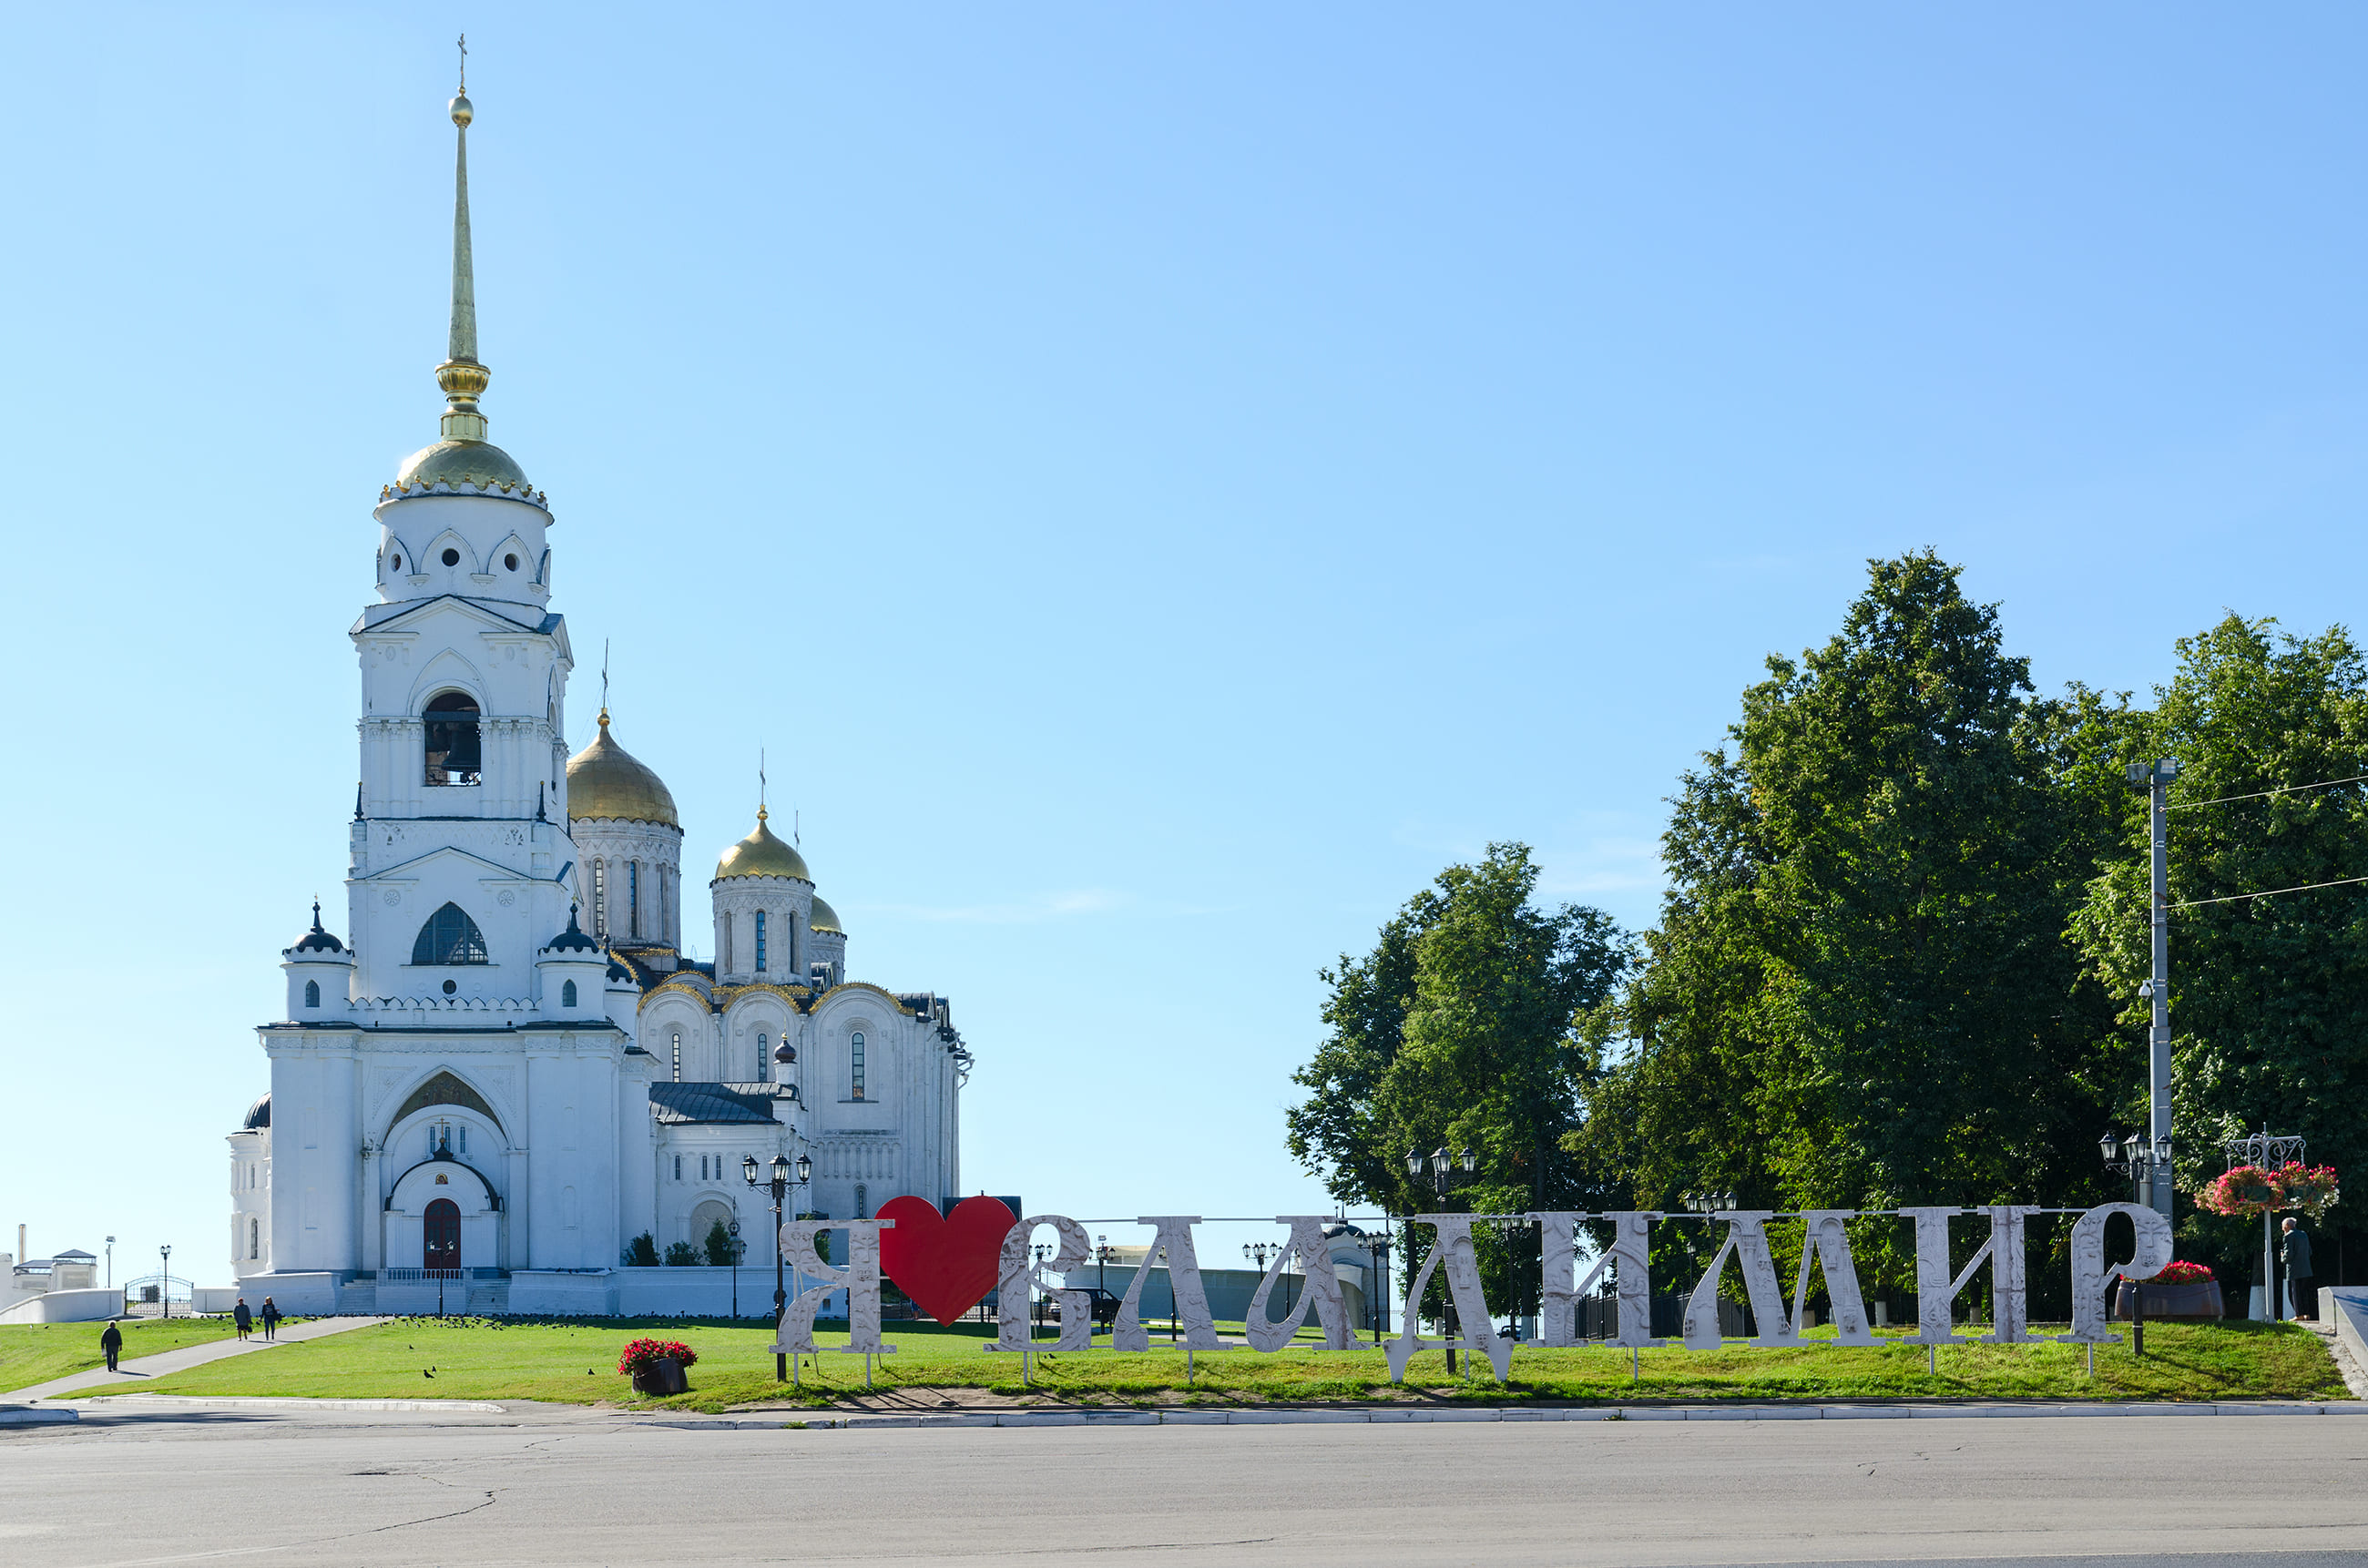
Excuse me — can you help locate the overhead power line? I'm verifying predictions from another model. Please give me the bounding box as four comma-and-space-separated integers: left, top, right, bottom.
2168, 772, 2368, 811
2169, 872, 2368, 911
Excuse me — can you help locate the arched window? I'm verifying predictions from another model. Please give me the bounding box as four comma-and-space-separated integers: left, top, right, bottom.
592, 860, 607, 938
628, 862, 641, 940
412, 902, 489, 965
671, 1031, 682, 1083
855, 1183, 869, 1219
561, 979, 577, 1007
423, 692, 482, 786
756, 1033, 767, 1080
851, 1031, 866, 1101
755, 911, 768, 973
248, 1217, 259, 1259
303, 979, 320, 1008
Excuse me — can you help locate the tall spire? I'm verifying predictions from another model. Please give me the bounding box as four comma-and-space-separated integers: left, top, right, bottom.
435, 35, 490, 443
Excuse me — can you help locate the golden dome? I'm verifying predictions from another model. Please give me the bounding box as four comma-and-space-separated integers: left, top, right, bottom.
808, 893, 843, 935
566, 712, 679, 827
714, 806, 811, 883
395, 437, 532, 494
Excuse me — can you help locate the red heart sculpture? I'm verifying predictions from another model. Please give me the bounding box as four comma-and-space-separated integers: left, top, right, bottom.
877, 1196, 1018, 1326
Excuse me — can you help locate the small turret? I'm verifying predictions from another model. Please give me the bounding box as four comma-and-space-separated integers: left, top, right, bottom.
282, 901, 355, 1019
536, 905, 608, 1017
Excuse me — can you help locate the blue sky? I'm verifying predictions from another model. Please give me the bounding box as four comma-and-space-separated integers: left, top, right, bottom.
6, 5, 2366, 1284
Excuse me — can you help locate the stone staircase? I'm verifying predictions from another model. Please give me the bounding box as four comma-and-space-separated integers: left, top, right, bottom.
465, 1279, 511, 1316
333, 1278, 378, 1315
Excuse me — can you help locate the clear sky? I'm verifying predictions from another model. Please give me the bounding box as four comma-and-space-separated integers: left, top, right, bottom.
6, 5, 2366, 1286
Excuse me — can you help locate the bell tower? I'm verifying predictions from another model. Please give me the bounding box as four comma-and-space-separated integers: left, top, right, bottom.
343, 73, 577, 1004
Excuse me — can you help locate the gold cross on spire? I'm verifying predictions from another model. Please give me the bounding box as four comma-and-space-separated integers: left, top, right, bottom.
457, 33, 467, 95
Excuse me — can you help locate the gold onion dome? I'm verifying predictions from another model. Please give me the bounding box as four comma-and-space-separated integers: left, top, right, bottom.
808, 893, 843, 935
396, 436, 530, 493
714, 807, 811, 883
566, 711, 679, 827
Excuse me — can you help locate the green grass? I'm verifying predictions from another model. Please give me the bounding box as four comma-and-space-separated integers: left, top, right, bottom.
109, 1315, 2347, 1414
0, 1318, 242, 1393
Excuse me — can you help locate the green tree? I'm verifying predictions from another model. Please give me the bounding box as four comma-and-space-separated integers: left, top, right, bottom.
702, 1218, 740, 1268
2070, 615, 2368, 1288
619, 1231, 659, 1268
663, 1239, 699, 1267
1287, 842, 1628, 1312
1574, 553, 2127, 1296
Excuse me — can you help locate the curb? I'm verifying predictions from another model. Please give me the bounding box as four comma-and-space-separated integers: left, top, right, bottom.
0, 1408, 79, 1427
643, 1400, 2368, 1431
69, 1395, 508, 1414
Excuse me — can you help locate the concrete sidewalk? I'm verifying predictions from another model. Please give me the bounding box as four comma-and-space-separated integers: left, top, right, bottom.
0, 1315, 390, 1403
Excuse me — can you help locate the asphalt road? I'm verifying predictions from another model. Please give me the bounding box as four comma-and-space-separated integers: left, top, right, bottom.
5, 1405, 2365, 1567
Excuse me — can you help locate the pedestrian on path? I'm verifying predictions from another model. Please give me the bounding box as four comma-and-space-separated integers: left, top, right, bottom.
99, 1321, 123, 1372
2281, 1217, 2317, 1321
260, 1298, 281, 1339
232, 1298, 252, 1340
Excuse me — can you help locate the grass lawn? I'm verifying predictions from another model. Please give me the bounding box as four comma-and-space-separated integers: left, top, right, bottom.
112, 1316, 2348, 1414
0, 1318, 242, 1393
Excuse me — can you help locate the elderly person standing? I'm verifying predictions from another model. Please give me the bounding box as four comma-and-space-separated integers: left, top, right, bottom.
2281, 1217, 2317, 1322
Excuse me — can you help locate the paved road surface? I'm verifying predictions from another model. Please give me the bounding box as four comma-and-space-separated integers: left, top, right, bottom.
0, 1316, 390, 1402
5, 1403, 2366, 1566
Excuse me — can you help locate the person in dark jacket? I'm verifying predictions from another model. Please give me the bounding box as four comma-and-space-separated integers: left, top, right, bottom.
2281, 1217, 2317, 1321
99, 1322, 123, 1372
232, 1298, 252, 1340
260, 1298, 281, 1339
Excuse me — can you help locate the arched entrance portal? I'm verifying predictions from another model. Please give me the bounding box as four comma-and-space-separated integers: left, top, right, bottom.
424, 1198, 462, 1270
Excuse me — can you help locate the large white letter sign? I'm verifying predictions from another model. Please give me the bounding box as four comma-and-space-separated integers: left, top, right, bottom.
1533, 1212, 1661, 1349
1109, 1216, 1223, 1353
1244, 1217, 1355, 1352
1682, 1212, 1799, 1349
2056, 1202, 2174, 1345
1385, 1216, 1509, 1382
773, 1218, 896, 1357
1791, 1211, 1875, 1345
986, 1214, 1093, 1353
1902, 1206, 2039, 1344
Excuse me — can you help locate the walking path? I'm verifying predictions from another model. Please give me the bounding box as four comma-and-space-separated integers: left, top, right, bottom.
0, 1315, 390, 1404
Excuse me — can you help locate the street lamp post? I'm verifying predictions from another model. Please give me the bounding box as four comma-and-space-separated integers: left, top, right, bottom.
2225, 1125, 2310, 1322
1680, 1193, 1738, 1337
2099, 1130, 2173, 1355
1405, 1145, 1477, 1374
105, 1237, 114, 1292
158, 1246, 171, 1320
744, 1149, 812, 1382
727, 1215, 742, 1319
1357, 1231, 1393, 1346
2124, 758, 2181, 1224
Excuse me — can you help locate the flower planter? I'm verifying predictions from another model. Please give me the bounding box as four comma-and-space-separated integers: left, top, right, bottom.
2111, 1280, 2223, 1321
630, 1355, 689, 1396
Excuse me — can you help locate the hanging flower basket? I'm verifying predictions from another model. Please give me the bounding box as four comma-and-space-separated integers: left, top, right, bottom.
2195, 1163, 2342, 1217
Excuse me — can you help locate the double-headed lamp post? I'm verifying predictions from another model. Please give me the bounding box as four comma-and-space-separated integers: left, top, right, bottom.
744, 1149, 812, 1382
2098, 1129, 2172, 1355
1406, 1145, 1477, 1372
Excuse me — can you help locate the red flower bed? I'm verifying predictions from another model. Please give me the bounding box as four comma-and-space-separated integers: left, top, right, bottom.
2153, 1260, 2214, 1285
618, 1338, 699, 1377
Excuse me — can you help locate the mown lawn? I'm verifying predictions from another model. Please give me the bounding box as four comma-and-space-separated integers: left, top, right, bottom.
112, 1316, 2347, 1413
0, 1318, 242, 1393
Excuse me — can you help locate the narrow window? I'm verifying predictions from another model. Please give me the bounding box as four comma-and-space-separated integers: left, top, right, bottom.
721, 917, 732, 974
855, 1183, 869, 1219
303, 979, 320, 1008
592, 860, 607, 938
851, 1031, 865, 1101
755, 911, 768, 973
411, 902, 489, 965
459, 1125, 467, 1155
671, 1031, 681, 1083
628, 862, 641, 940
561, 979, 577, 1007
423, 692, 482, 785
674, 1155, 682, 1181
249, 1217, 259, 1259
757, 1033, 768, 1080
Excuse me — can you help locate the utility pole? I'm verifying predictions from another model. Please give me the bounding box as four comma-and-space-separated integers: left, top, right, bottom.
2127, 758, 2180, 1223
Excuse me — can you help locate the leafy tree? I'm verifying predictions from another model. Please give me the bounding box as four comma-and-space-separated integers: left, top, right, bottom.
1287, 842, 1628, 1312
619, 1231, 658, 1268
663, 1239, 699, 1267
1573, 553, 2126, 1298
702, 1218, 741, 1268
2070, 615, 2368, 1289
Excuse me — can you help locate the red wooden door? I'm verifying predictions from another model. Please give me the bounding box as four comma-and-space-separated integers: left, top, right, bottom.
424, 1199, 461, 1270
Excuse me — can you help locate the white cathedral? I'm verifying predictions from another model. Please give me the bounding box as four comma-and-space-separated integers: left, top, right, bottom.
226, 85, 969, 1317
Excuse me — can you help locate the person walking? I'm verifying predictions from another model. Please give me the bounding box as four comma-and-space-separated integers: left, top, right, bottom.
2281, 1217, 2317, 1322
232, 1298, 252, 1341
260, 1298, 281, 1340
99, 1321, 123, 1373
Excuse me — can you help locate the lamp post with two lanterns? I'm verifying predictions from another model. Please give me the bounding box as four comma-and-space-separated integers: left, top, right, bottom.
2098, 1127, 2172, 1356
1405, 1145, 1477, 1374
742, 1149, 812, 1382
